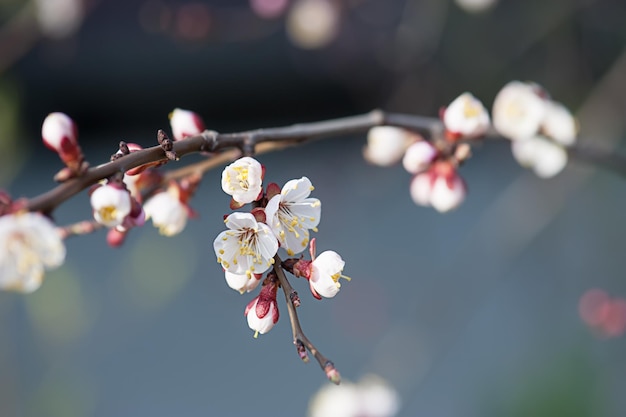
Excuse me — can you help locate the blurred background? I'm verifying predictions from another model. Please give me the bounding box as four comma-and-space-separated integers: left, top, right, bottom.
1, 0, 626, 416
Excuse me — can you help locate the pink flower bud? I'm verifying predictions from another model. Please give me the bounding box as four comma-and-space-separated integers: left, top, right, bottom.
41, 112, 83, 170
169, 108, 205, 141
410, 162, 466, 213
245, 279, 280, 338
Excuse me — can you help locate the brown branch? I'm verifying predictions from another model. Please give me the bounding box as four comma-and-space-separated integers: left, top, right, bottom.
273, 254, 341, 384
25, 110, 442, 215
22, 109, 626, 216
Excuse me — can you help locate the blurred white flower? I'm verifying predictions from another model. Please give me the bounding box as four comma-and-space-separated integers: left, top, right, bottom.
287, 0, 339, 49
169, 108, 205, 141
143, 185, 188, 236
264, 176, 321, 256
402, 141, 438, 174
410, 162, 466, 213
443, 92, 491, 139
364, 126, 415, 167
213, 212, 278, 277
221, 157, 264, 204
309, 375, 401, 417
492, 81, 546, 140
511, 135, 568, 178
35, 0, 84, 39
0, 212, 65, 293
455, 0, 498, 13
541, 101, 577, 146
90, 184, 132, 228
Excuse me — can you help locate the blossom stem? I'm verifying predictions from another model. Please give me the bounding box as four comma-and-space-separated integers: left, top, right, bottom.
273, 254, 338, 382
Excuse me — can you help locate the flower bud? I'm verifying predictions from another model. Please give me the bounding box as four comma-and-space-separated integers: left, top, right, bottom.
510, 135, 567, 178
364, 126, 414, 167
402, 140, 438, 174
541, 101, 577, 146
42, 112, 84, 171
443, 92, 490, 139
169, 108, 205, 141
410, 162, 466, 213
244, 277, 280, 337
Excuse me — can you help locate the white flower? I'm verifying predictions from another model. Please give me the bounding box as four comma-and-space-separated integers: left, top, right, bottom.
455, 0, 498, 13
364, 126, 414, 166
308, 375, 401, 417
34, 0, 84, 39
264, 177, 321, 256
0, 212, 66, 293
492, 81, 546, 140
224, 270, 262, 294
245, 295, 279, 337
443, 92, 491, 138
169, 108, 205, 141
541, 101, 577, 146
143, 188, 188, 236
511, 135, 568, 178
402, 141, 438, 174
90, 184, 132, 228
213, 212, 278, 277
221, 157, 264, 204
309, 250, 348, 298
410, 163, 466, 213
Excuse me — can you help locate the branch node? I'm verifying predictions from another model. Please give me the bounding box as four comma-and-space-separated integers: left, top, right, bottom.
200, 130, 219, 152
157, 129, 178, 160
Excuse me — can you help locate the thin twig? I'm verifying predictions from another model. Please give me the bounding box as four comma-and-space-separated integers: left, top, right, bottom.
273, 254, 340, 384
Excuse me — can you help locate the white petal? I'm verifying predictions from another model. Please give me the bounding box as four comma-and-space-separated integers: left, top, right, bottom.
402, 141, 437, 174
429, 176, 466, 213
542, 101, 577, 146
492, 81, 546, 140
512, 136, 567, 178
409, 173, 432, 207
364, 126, 412, 166
281, 176, 313, 201
443, 92, 490, 138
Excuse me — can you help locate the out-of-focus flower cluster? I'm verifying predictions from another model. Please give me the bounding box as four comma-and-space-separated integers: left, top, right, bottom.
213, 156, 349, 337
363, 83, 577, 212
0, 108, 207, 292
579, 288, 626, 339
308, 374, 400, 417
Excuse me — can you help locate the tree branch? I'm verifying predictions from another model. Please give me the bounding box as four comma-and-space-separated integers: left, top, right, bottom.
23, 110, 626, 216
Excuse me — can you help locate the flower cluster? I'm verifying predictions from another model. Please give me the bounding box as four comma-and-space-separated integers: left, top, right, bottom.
493, 81, 577, 178
364, 92, 488, 213
364, 84, 577, 212
579, 288, 626, 339
213, 156, 349, 337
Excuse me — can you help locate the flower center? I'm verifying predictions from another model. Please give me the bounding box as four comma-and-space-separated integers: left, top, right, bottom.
98, 206, 118, 222
234, 166, 250, 190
